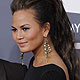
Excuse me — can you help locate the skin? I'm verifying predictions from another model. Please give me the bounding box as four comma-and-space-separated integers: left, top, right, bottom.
12, 9, 69, 80
12, 9, 48, 53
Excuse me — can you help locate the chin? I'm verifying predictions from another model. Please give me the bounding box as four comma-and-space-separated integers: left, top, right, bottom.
20, 48, 32, 53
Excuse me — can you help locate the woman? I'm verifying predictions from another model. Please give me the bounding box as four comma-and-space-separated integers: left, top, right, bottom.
0, 59, 27, 80
10, 0, 79, 80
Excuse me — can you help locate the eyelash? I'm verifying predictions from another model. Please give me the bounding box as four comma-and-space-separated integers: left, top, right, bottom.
22, 28, 30, 31
11, 29, 17, 32
11, 28, 30, 32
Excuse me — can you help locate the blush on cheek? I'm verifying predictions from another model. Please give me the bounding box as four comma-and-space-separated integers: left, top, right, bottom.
28, 33, 37, 40
26, 30, 41, 40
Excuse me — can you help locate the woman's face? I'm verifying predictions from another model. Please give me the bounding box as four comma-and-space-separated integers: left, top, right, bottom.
12, 9, 45, 53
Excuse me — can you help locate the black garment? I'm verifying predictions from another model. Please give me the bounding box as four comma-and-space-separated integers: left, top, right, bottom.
24, 57, 67, 80
0, 59, 27, 80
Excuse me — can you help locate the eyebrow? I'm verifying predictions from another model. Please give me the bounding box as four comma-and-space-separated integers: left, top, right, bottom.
20, 24, 31, 28
11, 24, 31, 28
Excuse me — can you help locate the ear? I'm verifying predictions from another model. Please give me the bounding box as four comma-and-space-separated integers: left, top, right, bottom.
42, 22, 50, 37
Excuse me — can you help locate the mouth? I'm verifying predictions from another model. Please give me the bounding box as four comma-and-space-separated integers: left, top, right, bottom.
18, 42, 28, 47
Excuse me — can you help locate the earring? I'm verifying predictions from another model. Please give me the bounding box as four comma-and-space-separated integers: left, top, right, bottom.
44, 38, 51, 63
20, 52, 24, 65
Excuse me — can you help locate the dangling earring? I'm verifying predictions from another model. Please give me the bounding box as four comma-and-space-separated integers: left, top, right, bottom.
20, 52, 24, 65
44, 38, 51, 63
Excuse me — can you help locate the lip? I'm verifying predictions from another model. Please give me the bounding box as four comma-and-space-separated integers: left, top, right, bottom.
18, 42, 28, 47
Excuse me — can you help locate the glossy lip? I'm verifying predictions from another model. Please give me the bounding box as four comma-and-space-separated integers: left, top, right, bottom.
18, 42, 28, 47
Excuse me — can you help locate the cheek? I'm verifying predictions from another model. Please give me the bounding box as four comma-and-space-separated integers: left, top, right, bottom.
30, 32, 43, 47
24, 28, 41, 40
26, 32, 38, 40
24, 29, 44, 45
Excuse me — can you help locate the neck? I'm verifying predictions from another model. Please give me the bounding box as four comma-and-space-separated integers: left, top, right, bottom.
33, 41, 45, 60
32, 36, 56, 66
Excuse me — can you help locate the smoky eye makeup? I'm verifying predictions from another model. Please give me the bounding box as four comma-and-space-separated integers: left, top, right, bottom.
11, 24, 31, 32
11, 28, 17, 31
21, 24, 31, 31
11, 26, 30, 32
11, 28, 17, 32
11, 26, 17, 32
22, 27, 30, 31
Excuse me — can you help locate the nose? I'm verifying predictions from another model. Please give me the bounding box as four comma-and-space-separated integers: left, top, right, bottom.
16, 30, 24, 40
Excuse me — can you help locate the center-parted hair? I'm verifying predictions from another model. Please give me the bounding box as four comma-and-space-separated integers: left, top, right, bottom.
11, 0, 79, 80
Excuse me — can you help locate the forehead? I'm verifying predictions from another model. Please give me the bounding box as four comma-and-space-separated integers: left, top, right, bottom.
13, 9, 35, 20
12, 9, 39, 26
12, 9, 42, 30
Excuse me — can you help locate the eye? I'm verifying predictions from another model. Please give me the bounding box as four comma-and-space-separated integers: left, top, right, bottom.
11, 28, 17, 32
22, 27, 30, 31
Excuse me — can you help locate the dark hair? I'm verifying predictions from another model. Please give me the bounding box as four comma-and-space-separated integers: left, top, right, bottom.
11, 0, 79, 79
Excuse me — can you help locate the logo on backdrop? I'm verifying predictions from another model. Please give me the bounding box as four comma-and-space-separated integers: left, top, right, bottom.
71, 23, 80, 33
